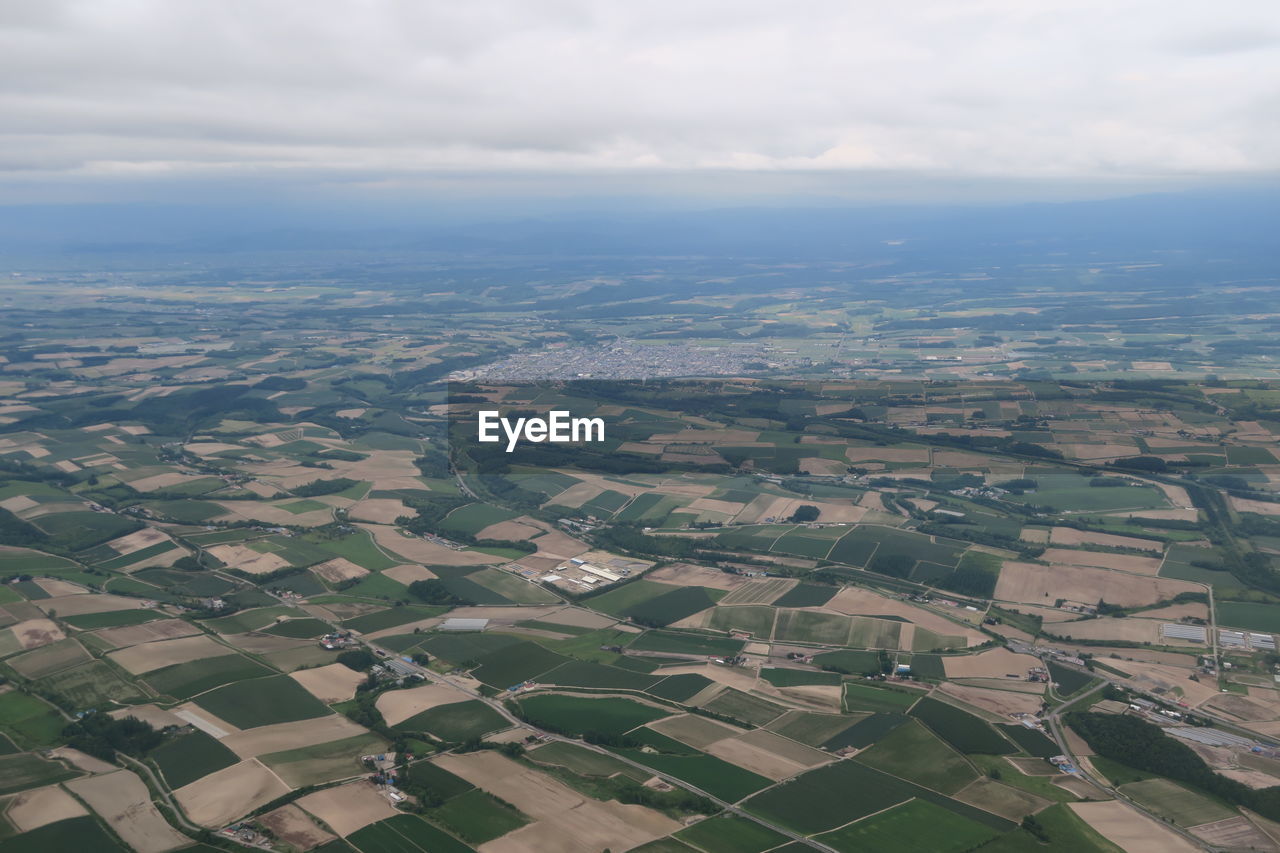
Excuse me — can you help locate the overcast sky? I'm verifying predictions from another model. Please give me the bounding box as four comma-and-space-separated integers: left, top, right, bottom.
2, 0, 1278, 204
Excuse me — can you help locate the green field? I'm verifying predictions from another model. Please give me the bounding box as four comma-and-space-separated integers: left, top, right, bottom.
0, 752, 80, 795
203, 605, 298, 633
395, 700, 509, 742
767, 711, 861, 748
527, 741, 648, 781
1119, 778, 1237, 826
706, 605, 775, 638
974, 802, 1124, 853
821, 712, 909, 750
999, 724, 1060, 758
0, 816, 127, 853
264, 617, 332, 638
855, 719, 977, 794
193, 675, 332, 727
647, 673, 715, 702
427, 788, 528, 845
149, 729, 239, 788
540, 659, 661, 691
343, 605, 446, 634
33, 511, 140, 551
145, 653, 275, 700
612, 745, 773, 802
516, 694, 669, 737
469, 640, 567, 687
744, 759, 914, 834
770, 583, 838, 608
347, 815, 476, 853
627, 631, 744, 657
816, 798, 999, 853
62, 609, 162, 630
760, 667, 841, 687
702, 689, 786, 726
674, 813, 788, 853
1217, 601, 1280, 633
911, 698, 1015, 755
773, 609, 850, 644
813, 649, 881, 675
403, 760, 477, 798
842, 682, 919, 714
0, 690, 72, 746
441, 502, 520, 536
39, 660, 146, 708
261, 732, 389, 787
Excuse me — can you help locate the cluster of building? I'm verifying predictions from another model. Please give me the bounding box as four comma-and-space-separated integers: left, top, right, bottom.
363, 753, 406, 803
452, 340, 772, 381
319, 631, 357, 650
504, 552, 649, 593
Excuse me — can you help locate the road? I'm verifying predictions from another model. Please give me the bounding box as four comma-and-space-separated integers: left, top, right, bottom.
1041, 679, 1213, 851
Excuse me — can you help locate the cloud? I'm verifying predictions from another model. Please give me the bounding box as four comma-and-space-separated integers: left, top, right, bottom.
0, 0, 1277, 199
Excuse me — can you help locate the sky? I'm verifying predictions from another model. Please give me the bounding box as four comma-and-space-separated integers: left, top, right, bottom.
1, 0, 1278, 206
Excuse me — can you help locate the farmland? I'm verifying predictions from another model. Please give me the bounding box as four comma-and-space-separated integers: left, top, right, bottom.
5, 261, 1280, 852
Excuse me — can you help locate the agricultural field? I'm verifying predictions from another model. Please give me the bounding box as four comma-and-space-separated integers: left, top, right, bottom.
6, 270, 1280, 853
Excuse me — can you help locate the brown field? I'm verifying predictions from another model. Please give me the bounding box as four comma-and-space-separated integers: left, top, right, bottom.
537, 607, 617, 629
10, 619, 67, 650
295, 780, 399, 837
943, 648, 1041, 679
546, 482, 605, 508
290, 663, 368, 704
1049, 527, 1162, 552
259, 804, 336, 851
1140, 601, 1209, 621
937, 682, 1045, 717
826, 587, 985, 646
9, 639, 90, 677
67, 769, 191, 853
736, 728, 830, 767
476, 519, 544, 541
92, 619, 201, 649
382, 564, 437, 585
49, 746, 117, 775
953, 678, 1046, 695
1203, 693, 1278, 723
1190, 816, 1278, 851
348, 499, 411, 524
0, 495, 37, 513
108, 634, 229, 674
310, 557, 369, 584
1070, 801, 1201, 853
358, 523, 496, 566
175, 759, 292, 828
1020, 527, 1051, 543
705, 736, 808, 780
1231, 496, 1280, 516
221, 714, 365, 758
206, 543, 291, 575
1042, 547, 1163, 575
1102, 659, 1220, 708
647, 561, 748, 591
529, 529, 591, 561
1047, 617, 1159, 643
128, 472, 205, 492
435, 751, 678, 853
954, 777, 1051, 821
37, 593, 146, 617
4, 784, 89, 832
994, 561, 1197, 607
1006, 756, 1060, 776
104, 527, 174, 556
648, 714, 742, 749
719, 578, 796, 606
33, 578, 87, 597
112, 704, 186, 730
375, 682, 472, 726
773, 683, 844, 711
